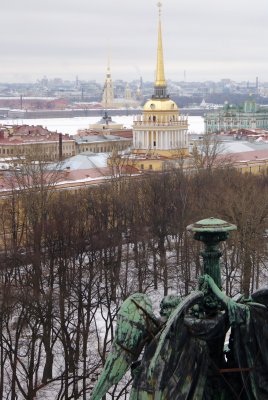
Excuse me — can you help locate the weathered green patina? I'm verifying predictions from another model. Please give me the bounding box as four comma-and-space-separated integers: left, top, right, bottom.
187, 217, 237, 288
90, 293, 159, 400
91, 217, 268, 400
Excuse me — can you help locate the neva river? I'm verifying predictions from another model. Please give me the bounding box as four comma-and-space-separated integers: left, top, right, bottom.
3, 115, 204, 136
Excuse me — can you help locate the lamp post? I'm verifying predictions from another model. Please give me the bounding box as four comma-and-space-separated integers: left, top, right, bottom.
187, 217, 237, 288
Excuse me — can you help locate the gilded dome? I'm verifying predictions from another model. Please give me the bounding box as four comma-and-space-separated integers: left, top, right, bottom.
143, 99, 178, 112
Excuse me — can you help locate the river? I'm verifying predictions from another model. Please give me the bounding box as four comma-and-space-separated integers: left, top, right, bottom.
2, 115, 204, 136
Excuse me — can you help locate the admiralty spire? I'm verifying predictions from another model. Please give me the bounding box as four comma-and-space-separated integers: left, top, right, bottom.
132, 3, 189, 171
154, 2, 167, 97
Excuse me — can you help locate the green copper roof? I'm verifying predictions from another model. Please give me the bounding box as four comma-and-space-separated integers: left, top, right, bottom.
187, 217, 237, 233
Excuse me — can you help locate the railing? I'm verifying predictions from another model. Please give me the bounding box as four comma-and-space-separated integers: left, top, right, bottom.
133, 121, 188, 128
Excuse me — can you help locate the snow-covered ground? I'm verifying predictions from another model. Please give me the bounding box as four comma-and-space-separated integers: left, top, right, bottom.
2, 115, 205, 136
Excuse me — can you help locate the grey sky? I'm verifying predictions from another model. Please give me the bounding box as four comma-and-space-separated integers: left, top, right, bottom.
1, 0, 267, 83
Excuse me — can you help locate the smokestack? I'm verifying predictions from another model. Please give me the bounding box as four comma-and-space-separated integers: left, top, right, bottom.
59, 133, 63, 161
20, 95, 23, 110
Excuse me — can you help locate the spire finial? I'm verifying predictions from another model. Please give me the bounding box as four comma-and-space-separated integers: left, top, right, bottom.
154, 1, 166, 90
107, 42, 111, 72
157, 2, 162, 17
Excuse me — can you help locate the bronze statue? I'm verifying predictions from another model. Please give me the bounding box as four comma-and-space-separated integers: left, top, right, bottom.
91, 218, 268, 399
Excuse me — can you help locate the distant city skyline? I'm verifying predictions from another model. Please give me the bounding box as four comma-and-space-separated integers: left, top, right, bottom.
1, 0, 267, 83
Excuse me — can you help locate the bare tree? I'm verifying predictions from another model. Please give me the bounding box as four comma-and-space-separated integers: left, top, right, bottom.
191, 133, 234, 172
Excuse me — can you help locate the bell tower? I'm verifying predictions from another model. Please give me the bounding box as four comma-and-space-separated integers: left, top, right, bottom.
101, 56, 114, 108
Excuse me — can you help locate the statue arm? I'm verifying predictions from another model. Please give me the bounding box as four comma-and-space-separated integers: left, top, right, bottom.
200, 274, 267, 326
201, 274, 231, 307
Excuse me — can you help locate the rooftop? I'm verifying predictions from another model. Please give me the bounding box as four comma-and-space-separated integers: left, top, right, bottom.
58, 152, 109, 170
0, 124, 74, 145
75, 133, 131, 144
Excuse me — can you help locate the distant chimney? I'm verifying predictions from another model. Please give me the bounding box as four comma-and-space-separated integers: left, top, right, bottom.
59, 133, 63, 161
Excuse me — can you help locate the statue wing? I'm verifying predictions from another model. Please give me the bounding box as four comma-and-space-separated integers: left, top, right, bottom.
147, 291, 204, 379
90, 293, 159, 400
129, 291, 206, 400
251, 287, 268, 307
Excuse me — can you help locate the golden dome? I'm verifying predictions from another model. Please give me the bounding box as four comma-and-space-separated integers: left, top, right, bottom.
143, 99, 178, 112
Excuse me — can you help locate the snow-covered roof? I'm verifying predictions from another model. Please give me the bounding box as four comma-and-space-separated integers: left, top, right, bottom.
58, 153, 108, 170
221, 142, 255, 154
75, 134, 129, 144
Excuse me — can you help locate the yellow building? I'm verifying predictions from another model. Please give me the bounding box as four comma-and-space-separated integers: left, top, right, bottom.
0, 125, 75, 160
131, 3, 188, 171
76, 134, 132, 154
88, 112, 124, 131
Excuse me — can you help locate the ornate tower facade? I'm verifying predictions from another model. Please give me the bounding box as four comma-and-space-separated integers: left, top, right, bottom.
101, 59, 114, 108
125, 83, 132, 100
132, 3, 188, 158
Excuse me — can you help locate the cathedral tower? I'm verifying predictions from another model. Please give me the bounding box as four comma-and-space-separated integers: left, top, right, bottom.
101, 57, 114, 108
132, 3, 188, 163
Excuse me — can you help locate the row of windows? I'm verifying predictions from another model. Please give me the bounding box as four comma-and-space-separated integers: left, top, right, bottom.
145, 116, 178, 123
81, 144, 128, 153
208, 121, 252, 125
0, 148, 14, 155
140, 164, 153, 170
207, 119, 268, 125
0, 145, 74, 155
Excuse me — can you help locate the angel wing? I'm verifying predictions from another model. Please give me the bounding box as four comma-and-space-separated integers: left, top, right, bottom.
251, 287, 268, 307
90, 293, 159, 400
148, 291, 204, 379
130, 291, 206, 400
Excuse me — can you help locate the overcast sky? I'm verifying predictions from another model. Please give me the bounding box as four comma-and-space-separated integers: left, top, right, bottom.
1, 0, 267, 83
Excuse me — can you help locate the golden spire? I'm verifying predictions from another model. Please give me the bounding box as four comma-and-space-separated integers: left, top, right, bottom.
155, 2, 166, 87
107, 45, 111, 75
